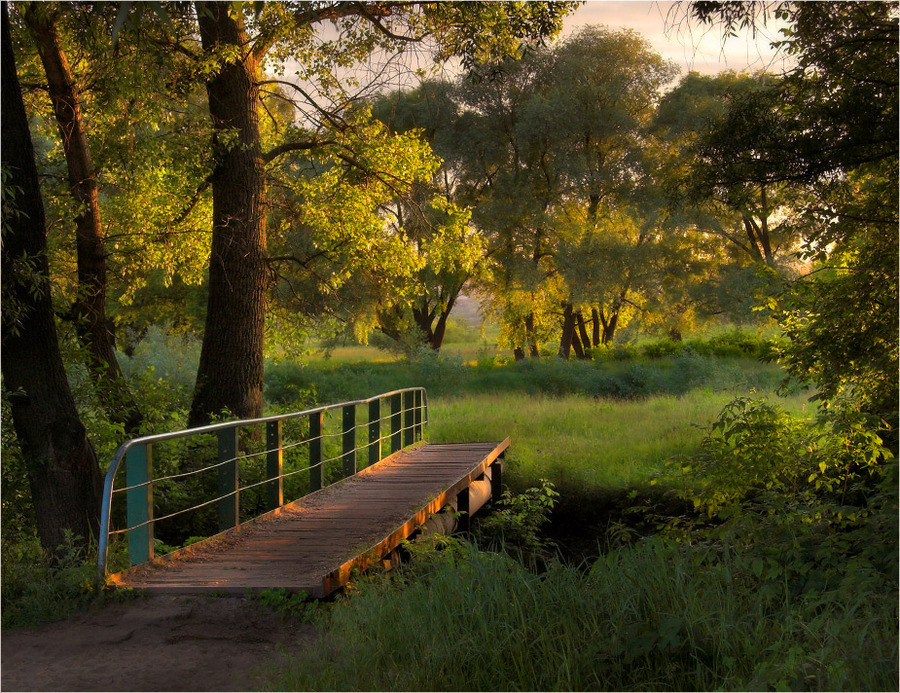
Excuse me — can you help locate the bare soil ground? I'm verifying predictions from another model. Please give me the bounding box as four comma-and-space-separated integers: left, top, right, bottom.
0, 594, 315, 692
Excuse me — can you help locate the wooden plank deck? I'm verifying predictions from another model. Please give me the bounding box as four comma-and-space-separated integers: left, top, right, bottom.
108, 439, 509, 598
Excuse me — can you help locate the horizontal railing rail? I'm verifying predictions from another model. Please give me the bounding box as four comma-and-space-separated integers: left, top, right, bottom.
97, 388, 427, 582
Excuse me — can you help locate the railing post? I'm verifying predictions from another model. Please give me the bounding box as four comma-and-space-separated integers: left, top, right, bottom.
390, 392, 402, 453
342, 404, 357, 478
309, 410, 323, 492
403, 390, 414, 447
266, 420, 283, 511
126, 443, 153, 565
368, 398, 381, 466
414, 389, 423, 441
218, 427, 239, 532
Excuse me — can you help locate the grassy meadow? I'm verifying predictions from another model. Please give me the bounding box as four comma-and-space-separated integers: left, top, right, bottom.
257, 328, 896, 692
4, 325, 895, 691
427, 390, 812, 490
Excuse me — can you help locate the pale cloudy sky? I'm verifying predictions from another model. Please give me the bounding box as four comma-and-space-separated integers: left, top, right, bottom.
283, 1, 792, 122
563, 1, 791, 78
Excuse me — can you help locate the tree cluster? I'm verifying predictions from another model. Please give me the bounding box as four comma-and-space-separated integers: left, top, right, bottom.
1, 0, 895, 556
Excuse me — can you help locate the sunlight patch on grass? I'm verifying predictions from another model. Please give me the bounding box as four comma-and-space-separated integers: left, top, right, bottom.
427, 390, 812, 490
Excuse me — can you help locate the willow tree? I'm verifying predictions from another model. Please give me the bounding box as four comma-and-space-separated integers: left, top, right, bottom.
690, 1, 898, 426
450, 27, 677, 358
183, 1, 576, 425
369, 80, 483, 352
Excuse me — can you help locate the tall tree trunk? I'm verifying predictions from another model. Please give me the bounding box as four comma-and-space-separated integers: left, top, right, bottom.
189, 1, 267, 427
591, 307, 601, 347
758, 184, 773, 265
600, 307, 620, 345
525, 312, 539, 358
429, 293, 457, 351
1, 4, 102, 553
557, 303, 576, 359
23, 3, 142, 432
571, 327, 586, 359
575, 311, 591, 357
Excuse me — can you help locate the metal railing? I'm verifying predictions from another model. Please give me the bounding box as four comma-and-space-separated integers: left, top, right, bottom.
97, 387, 427, 581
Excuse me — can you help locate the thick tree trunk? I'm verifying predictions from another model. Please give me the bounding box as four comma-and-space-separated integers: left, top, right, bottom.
189, 2, 267, 427
24, 3, 142, 432
1, 4, 102, 553
557, 303, 576, 359
571, 328, 586, 359
575, 311, 591, 357
591, 307, 601, 347
513, 347, 526, 361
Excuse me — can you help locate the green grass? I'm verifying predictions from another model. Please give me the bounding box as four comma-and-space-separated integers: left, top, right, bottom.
263, 536, 897, 691
427, 390, 812, 490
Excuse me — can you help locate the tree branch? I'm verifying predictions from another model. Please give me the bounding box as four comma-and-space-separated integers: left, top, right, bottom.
262, 138, 335, 164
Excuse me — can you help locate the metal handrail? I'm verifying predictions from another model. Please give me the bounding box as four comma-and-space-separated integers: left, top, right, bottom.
97, 387, 428, 581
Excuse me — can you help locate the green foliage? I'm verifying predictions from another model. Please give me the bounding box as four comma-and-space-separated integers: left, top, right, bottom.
262, 360, 318, 407
688, 2, 898, 430
1, 532, 132, 629
1, 389, 34, 540
661, 395, 893, 517
474, 479, 558, 558
252, 587, 319, 622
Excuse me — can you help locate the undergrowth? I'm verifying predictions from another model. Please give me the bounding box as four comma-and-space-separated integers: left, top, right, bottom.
1, 533, 132, 629
263, 394, 898, 692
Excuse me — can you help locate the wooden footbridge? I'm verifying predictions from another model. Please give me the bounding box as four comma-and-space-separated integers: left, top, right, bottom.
98, 389, 508, 598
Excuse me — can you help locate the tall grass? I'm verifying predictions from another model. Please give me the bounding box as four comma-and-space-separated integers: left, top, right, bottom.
264, 537, 897, 691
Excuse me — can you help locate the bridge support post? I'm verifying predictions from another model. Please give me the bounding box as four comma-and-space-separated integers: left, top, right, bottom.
309, 411, 323, 492
126, 443, 153, 565
490, 456, 503, 504
368, 399, 381, 466
266, 420, 283, 510
403, 390, 414, 447
342, 405, 357, 478
218, 427, 239, 532
456, 486, 470, 533
390, 393, 402, 453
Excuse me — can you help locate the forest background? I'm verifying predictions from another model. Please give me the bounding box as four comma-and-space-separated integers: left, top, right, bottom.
1, 1, 897, 690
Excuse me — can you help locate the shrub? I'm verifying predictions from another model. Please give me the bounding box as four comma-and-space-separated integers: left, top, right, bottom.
264, 361, 318, 407
474, 479, 559, 559
1, 532, 130, 629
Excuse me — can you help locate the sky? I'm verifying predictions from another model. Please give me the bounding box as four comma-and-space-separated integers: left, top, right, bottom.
563, 1, 791, 78
283, 1, 793, 124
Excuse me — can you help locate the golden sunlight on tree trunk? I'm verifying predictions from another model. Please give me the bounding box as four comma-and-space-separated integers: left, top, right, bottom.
23, 3, 142, 433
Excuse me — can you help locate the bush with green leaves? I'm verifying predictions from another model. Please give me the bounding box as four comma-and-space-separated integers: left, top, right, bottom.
1, 532, 131, 629
660, 396, 892, 518
474, 478, 559, 558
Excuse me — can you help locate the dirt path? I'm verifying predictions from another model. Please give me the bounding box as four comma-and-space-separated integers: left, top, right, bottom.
0, 594, 315, 692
